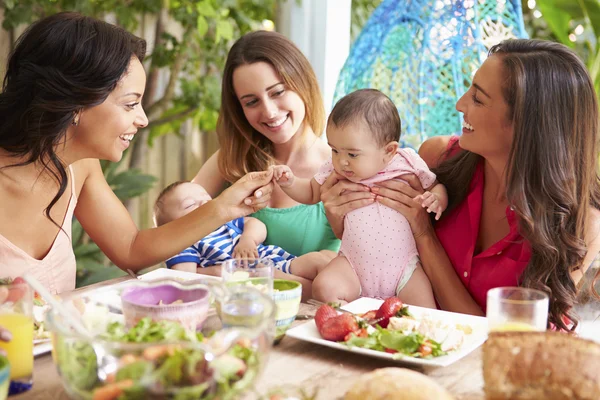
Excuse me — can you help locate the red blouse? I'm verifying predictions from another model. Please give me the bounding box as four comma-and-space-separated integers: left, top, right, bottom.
434, 138, 531, 312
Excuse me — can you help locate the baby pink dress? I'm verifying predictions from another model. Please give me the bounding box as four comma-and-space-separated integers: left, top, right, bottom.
0, 165, 77, 294
314, 148, 436, 298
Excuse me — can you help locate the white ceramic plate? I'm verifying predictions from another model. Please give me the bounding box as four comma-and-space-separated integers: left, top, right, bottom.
286, 297, 488, 367
34, 341, 52, 357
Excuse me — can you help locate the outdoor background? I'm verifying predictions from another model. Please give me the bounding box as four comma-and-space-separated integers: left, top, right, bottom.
0, 0, 599, 288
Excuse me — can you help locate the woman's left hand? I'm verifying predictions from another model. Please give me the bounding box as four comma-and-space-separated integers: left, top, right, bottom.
371, 174, 432, 237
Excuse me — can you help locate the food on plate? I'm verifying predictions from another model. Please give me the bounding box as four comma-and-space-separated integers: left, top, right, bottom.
313, 297, 469, 359
54, 317, 260, 400
483, 331, 600, 400
344, 368, 455, 400
375, 296, 405, 328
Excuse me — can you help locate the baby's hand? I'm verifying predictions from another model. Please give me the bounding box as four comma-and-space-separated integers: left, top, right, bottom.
269, 165, 294, 187
414, 191, 444, 220
232, 237, 259, 259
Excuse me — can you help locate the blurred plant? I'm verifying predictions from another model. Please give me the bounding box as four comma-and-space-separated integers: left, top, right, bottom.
523, 0, 600, 93
351, 0, 382, 42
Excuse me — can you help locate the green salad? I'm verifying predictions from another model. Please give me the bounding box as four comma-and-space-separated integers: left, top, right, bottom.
344, 325, 446, 359
54, 317, 260, 400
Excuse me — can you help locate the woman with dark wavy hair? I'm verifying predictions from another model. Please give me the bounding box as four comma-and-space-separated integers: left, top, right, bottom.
321, 39, 600, 332
0, 12, 273, 294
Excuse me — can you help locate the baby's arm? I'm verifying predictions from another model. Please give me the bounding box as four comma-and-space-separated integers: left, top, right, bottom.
415, 181, 448, 220
270, 165, 322, 204
170, 262, 197, 273
232, 217, 267, 259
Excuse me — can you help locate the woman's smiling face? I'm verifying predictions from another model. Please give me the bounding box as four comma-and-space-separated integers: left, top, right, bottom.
455, 55, 514, 160
68, 57, 149, 162
233, 61, 306, 145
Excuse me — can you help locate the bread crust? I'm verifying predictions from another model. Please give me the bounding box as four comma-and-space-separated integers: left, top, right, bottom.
344, 367, 455, 400
483, 331, 600, 400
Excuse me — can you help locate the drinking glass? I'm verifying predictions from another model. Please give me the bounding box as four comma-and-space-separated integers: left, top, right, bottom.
486, 287, 549, 332
221, 258, 274, 295
0, 282, 34, 395
219, 285, 276, 333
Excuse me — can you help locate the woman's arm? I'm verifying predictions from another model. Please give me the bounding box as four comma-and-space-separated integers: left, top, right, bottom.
320, 171, 375, 238
192, 150, 228, 197
75, 159, 274, 271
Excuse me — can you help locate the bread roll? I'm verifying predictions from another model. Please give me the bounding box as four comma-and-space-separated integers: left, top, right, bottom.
483, 331, 600, 400
344, 367, 455, 400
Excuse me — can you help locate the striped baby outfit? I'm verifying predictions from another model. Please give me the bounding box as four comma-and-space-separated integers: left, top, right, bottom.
165, 217, 295, 273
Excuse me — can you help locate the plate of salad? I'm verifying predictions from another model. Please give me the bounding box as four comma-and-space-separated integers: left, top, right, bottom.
286, 297, 488, 367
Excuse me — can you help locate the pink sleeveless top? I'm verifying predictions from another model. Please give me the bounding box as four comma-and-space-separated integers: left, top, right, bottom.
0, 165, 77, 294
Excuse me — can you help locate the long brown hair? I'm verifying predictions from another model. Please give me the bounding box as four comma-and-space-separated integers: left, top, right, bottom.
0, 12, 145, 227
217, 30, 325, 182
435, 39, 600, 331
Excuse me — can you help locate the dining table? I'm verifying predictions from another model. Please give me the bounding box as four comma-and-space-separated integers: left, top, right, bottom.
14, 276, 486, 400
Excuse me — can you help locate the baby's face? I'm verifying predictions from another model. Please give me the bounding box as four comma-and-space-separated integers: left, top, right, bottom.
162, 182, 213, 222
327, 122, 393, 182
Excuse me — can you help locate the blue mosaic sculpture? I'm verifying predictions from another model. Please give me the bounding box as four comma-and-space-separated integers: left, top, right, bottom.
334, 0, 527, 148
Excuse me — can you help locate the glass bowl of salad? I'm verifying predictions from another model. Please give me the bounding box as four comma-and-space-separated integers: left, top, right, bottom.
45, 279, 275, 400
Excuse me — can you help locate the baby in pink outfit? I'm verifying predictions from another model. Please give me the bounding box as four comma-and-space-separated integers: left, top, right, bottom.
271, 89, 447, 307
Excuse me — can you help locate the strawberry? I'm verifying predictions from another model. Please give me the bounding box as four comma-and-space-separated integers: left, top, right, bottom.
375, 296, 404, 328
343, 327, 368, 342
314, 304, 338, 332
319, 314, 358, 342
360, 310, 377, 321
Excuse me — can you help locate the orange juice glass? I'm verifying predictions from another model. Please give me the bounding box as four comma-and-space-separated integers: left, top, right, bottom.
0, 282, 34, 395
486, 287, 549, 332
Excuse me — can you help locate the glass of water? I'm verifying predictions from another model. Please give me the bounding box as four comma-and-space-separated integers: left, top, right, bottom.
219, 285, 275, 332
221, 258, 274, 295
486, 287, 549, 332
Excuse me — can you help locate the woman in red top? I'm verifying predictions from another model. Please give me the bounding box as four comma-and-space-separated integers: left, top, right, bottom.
321, 39, 600, 332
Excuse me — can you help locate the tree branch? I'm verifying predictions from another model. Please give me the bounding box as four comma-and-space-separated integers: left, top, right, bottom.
151, 106, 197, 126
145, 26, 193, 121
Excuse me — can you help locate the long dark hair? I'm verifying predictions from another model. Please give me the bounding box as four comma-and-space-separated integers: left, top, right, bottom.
217, 30, 325, 182
0, 12, 146, 226
435, 39, 600, 331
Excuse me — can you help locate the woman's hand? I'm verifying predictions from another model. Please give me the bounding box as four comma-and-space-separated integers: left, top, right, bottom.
371, 174, 432, 237
214, 170, 274, 221
320, 171, 375, 238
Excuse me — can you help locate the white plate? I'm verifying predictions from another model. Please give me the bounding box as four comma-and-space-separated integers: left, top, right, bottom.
286, 297, 488, 367
138, 268, 222, 282
34, 341, 52, 357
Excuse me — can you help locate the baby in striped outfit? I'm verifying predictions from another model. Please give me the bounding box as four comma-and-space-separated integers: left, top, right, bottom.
271, 89, 447, 307
153, 181, 330, 275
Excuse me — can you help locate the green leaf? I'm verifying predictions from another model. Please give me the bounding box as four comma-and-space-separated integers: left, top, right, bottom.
580, 0, 600, 40
196, 0, 216, 17
196, 15, 208, 37
110, 170, 157, 201
215, 19, 234, 43
537, 1, 576, 47
73, 243, 103, 259
77, 266, 126, 288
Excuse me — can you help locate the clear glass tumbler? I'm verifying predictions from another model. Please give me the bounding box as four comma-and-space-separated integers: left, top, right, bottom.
0, 281, 34, 395
486, 287, 549, 332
